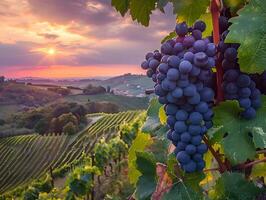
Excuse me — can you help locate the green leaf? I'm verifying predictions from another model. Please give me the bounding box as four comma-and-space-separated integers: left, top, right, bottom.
207, 126, 224, 144
166, 153, 178, 179
161, 31, 177, 44
154, 125, 169, 140
249, 127, 266, 149
142, 98, 162, 133
226, 0, 266, 73
159, 106, 167, 125
69, 179, 87, 196
135, 152, 157, 200
130, 0, 157, 26
250, 155, 266, 181
212, 172, 263, 200
111, 0, 130, 16
162, 182, 204, 200
184, 172, 205, 193
213, 96, 266, 164
128, 132, 153, 184
172, 0, 209, 26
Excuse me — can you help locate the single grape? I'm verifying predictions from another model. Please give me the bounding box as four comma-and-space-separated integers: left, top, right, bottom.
175, 110, 189, 121
188, 112, 203, 125
239, 98, 251, 109
175, 22, 188, 36
185, 144, 197, 155
241, 107, 256, 119
174, 121, 188, 133
158, 63, 169, 74
176, 151, 191, 164
184, 84, 197, 96
188, 125, 202, 136
191, 135, 202, 146
161, 79, 176, 91
237, 74, 251, 88
193, 20, 206, 32
183, 161, 197, 173
167, 68, 180, 81
195, 102, 209, 113
183, 36, 195, 48
167, 56, 180, 68
200, 87, 214, 102
179, 60, 193, 74
172, 87, 183, 98
193, 40, 207, 52
197, 143, 208, 154
165, 104, 178, 115
180, 132, 191, 143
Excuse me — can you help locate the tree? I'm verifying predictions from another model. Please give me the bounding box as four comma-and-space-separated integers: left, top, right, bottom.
83, 84, 106, 95
63, 122, 78, 135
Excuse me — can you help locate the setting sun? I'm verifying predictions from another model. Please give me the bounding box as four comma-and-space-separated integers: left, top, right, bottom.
47, 48, 56, 55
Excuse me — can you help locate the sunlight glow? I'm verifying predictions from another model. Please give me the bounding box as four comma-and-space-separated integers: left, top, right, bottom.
48, 48, 55, 55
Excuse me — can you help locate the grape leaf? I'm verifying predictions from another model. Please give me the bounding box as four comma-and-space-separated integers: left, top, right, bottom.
213, 96, 266, 164
130, 0, 157, 26
162, 182, 204, 200
161, 31, 177, 44
225, 0, 266, 73
142, 98, 162, 133
111, 0, 130, 16
248, 127, 266, 149
135, 152, 157, 200
171, 0, 209, 26
159, 106, 167, 125
128, 132, 153, 184
212, 172, 263, 200
250, 154, 266, 181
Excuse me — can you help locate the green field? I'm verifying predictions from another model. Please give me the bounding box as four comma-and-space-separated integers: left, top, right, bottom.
63, 93, 149, 111
0, 111, 142, 194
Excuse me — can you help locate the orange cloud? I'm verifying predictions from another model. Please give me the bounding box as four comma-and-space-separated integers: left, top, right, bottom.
4, 65, 144, 78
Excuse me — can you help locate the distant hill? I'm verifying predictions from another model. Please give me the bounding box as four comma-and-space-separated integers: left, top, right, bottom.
16, 74, 153, 97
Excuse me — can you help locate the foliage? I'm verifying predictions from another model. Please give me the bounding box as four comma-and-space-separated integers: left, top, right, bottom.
226, 0, 266, 73
128, 132, 153, 184
212, 96, 266, 164
134, 152, 157, 200
211, 172, 264, 200
83, 84, 106, 95
142, 98, 162, 134
172, 0, 210, 26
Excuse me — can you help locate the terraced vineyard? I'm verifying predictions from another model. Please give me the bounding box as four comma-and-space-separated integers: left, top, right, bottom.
0, 111, 142, 194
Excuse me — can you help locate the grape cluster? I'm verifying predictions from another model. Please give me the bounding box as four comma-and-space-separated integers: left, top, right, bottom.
141, 20, 216, 173
218, 12, 262, 119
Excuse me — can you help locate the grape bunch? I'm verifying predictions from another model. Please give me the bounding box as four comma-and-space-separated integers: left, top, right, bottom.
218, 11, 262, 119
141, 20, 216, 173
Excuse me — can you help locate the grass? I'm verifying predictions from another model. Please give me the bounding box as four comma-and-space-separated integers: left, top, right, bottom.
63, 93, 149, 111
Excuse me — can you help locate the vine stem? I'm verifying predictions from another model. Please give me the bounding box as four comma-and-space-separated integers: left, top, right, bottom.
211, 0, 224, 103
256, 149, 266, 154
203, 136, 227, 172
238, 157, 266, 169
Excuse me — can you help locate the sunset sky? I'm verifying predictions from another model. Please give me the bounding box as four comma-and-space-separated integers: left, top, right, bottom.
0, 0, 176, 78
